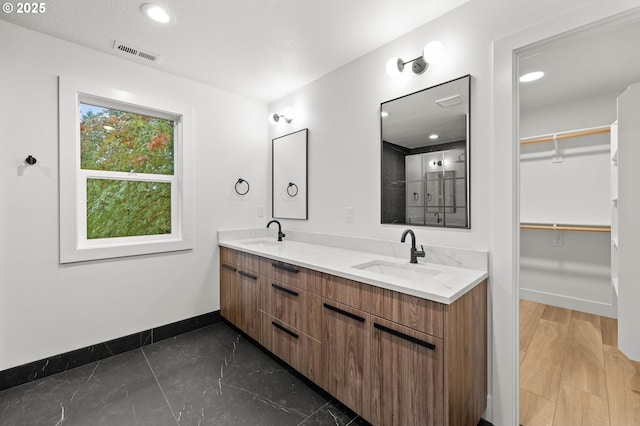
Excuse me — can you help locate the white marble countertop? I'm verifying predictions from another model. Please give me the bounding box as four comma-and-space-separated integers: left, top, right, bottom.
218, 234, 488, 305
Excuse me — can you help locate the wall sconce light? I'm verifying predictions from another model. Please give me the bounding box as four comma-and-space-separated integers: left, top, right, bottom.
386, 40, 445, 77
269, 106, 295, 124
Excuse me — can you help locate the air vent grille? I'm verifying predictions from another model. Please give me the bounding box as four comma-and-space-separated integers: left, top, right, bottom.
435, 94, 464, 108
113, 41, 162, 63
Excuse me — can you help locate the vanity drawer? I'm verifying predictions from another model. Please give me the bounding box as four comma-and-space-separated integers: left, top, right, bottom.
321, 274, 374, 311
260, 312, 322, 383
263, 281, 322, 340
220, 247, 238, 266
261, 260, 321, 294
220, 247, 261, 272
368, 286, 444, 338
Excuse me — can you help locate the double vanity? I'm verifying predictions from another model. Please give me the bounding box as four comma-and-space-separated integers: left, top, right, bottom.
218, 228, 488, 426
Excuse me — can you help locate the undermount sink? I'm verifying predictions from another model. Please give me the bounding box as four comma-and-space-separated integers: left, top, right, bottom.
352, 260, 441, 281
241, 238, 281, 248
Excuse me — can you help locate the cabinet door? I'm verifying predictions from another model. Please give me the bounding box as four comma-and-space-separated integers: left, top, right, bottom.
370, 316, 444, 426
237, 269, 261, 341
322, 300, 370, 420
220, 263, 239, 325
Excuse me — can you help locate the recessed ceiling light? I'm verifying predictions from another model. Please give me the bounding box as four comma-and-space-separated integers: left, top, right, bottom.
140, 3, 175, 25
381, 111, 389, 117
520, 71, 544, 83
429, 134, 439, 140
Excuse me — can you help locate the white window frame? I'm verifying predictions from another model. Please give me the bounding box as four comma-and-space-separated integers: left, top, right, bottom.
59, 76, 194, 263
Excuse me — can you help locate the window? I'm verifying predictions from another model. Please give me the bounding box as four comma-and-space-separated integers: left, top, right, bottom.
59, 77, 193, 263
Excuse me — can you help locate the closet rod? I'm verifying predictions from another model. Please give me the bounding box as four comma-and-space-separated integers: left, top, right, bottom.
520, 125, 610, 145
520, 223, 611, 233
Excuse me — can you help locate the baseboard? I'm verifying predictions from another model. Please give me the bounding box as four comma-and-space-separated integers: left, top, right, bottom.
0, 310, 222, 392
520, 288, 617, 318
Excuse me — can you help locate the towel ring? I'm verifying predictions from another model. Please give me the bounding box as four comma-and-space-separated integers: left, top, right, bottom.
235, 178, 250, 195
287, 182, 298, 197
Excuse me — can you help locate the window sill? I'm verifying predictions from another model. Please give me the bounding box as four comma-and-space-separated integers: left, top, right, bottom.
60, 239, 193, 264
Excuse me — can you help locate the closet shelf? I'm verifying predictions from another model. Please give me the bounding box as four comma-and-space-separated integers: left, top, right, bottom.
520, 223, 611, 233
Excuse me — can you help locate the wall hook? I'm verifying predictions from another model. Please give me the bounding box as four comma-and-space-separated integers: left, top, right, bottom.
235, 178, 250, 195
25, 155, 37, 165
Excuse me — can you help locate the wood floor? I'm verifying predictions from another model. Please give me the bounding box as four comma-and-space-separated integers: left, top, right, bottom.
519, 299, 640, 425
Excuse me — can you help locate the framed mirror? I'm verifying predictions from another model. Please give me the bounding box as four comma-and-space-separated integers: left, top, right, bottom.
381, 75, 470, 228
272, 128, 308, 220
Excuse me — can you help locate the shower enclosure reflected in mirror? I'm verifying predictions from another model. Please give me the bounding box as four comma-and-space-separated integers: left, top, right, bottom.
272, 128, 308, 220
381, 75, 470, 228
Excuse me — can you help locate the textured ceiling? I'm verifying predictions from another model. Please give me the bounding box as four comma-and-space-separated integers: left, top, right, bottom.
1, 0, 470, 102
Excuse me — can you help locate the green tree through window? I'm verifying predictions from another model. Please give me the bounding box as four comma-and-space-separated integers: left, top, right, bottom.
80, 104, 174, 239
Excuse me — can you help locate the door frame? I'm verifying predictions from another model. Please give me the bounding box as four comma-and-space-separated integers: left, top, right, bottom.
491, 2, 640, 424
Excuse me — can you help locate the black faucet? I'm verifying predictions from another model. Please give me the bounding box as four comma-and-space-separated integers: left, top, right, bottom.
267, 220, 286, 242
400, 229, 425, 264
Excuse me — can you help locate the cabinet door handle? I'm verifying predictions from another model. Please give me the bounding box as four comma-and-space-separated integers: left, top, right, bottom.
238, 270, 257, 280
272, 262, 299, 274
323, 303, 365, 323
271, 321, 299, 339
271, 283, 299, 297
221, 264, 237, 272
374, 323, 435, 351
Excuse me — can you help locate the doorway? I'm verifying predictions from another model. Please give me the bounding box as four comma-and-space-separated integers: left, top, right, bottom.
515, 11, 640, 425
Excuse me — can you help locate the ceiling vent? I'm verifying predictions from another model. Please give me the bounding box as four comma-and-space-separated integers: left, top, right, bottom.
112, 40, 162, 63
435, 94, 464, 108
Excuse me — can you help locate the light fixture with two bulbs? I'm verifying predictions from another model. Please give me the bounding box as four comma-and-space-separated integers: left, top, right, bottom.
386, 40, 446, 78
269, 106, 295, 124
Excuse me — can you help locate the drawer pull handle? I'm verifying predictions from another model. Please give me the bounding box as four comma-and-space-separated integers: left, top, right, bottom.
238, 270, 257, 280
323, 303, 365, 323
272, 283, 299, 297
374, 323, 435, 351
221, 264, 237, 272
272, 321, 299, 339
272, 262, 299, 274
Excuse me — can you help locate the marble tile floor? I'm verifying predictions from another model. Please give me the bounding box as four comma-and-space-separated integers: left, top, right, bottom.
0, 322, 370, 426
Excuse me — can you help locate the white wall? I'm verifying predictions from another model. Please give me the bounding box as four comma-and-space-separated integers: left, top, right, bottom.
0, 21, 269, 371
519, 93, 617, 316
269, 0, 640, 424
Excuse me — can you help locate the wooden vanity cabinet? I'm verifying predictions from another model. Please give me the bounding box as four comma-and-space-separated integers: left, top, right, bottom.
219, 247, 487, 426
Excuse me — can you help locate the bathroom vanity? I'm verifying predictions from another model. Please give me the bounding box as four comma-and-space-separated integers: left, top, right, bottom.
218, 232, 487, 426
